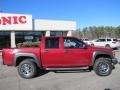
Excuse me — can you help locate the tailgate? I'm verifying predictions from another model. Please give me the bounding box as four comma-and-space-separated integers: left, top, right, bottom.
2, 49, 14, 66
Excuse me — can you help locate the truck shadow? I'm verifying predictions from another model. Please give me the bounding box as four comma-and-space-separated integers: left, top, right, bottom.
36, 68, 93, 78
53, 69, 91, 73
36, 69, 49, 77
36, 69, 92, 77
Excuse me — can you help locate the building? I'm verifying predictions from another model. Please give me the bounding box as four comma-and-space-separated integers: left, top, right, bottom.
0, 13, 76, 49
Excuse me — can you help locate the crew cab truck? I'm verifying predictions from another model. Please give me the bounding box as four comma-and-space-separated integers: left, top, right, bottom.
2, 36, 118, 79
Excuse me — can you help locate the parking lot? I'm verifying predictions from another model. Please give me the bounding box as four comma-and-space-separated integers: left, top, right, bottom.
0, 50, 120, 90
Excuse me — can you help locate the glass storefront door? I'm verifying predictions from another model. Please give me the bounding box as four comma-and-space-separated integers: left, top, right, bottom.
0, 32, 11, 50
50, 31, 67, 36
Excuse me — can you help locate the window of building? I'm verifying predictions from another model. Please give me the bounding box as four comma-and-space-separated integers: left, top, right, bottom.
15, 31, 45, 44
0, 31, 11, 49
50, 31, 67, 36
45, 38, 59, 48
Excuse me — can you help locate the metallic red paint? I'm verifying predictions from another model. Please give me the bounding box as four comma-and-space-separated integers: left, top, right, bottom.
2, 36, 113, 68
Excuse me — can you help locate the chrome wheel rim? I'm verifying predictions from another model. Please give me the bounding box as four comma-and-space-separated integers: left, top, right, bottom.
20, 64, 33, 76
98, 62, 109, 74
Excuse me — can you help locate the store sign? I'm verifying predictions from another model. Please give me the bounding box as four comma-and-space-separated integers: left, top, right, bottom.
0, 16, 27, 25
0, 13, 32, 30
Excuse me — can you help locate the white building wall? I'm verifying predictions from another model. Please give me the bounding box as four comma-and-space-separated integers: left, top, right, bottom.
34, 19, 76, 31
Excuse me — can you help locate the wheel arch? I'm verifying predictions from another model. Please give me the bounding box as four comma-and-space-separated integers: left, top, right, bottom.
105, 44, 111, 48
92, 51, 113, 65
14, 52, 41, 68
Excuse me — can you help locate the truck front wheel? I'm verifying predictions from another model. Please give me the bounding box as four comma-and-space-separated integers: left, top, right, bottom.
93, 58, 113, 76
18, 60, 37, 79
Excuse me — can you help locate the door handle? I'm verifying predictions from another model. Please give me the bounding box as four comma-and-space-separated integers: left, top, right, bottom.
44, 50, 49, 53
64, 50, 70, 53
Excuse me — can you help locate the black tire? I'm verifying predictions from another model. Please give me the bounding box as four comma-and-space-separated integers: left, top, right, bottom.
18, 60, 37, 79
93, 58, 113, 76
91, 44, 94, 46
106, 44, 111, 48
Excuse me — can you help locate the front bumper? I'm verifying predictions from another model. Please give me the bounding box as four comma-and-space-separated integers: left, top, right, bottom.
112, 58, 118, 65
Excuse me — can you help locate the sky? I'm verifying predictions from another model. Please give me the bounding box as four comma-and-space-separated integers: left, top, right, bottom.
0, 0, 120, 29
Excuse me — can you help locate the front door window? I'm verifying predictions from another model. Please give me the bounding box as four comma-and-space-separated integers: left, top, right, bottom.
64, 38, 84, 48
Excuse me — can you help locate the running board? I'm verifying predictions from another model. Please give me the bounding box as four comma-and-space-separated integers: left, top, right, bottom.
46, 67, 89, 71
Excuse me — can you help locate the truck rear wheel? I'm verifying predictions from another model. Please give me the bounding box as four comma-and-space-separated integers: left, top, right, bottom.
93, 58, 113, 76
18, 60, 37, 79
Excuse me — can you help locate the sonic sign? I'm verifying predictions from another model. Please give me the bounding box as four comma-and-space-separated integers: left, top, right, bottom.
0, 13, 32, 30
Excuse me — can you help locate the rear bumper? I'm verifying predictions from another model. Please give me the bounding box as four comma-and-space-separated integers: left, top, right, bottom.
111, 44, 120, 48
112, 58, 118, 65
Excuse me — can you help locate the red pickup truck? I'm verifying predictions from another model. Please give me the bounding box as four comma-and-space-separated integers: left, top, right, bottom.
2, 36, 118, 79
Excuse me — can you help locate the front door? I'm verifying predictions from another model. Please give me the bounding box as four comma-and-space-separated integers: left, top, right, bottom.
63, 37, 91, 67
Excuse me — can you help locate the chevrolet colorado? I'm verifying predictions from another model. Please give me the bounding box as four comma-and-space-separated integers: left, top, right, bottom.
2, 36, 118, 79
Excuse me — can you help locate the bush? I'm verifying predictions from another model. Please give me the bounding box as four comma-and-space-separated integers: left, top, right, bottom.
17, 41, 40, 48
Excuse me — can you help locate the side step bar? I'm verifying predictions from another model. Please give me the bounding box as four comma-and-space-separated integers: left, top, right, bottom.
46, 67, 89, 71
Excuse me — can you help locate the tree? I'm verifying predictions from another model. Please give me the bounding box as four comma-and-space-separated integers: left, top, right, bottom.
78, 25, 120, 39
115, 26, 120, 38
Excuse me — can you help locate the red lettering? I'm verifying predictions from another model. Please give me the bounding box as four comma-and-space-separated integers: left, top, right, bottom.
1, 17, 11, 25
19, 16, 26, 24
12, 16, 18, 24
0, 15, 27, 25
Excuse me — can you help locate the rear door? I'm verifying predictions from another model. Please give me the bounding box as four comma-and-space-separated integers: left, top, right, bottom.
41, 37, 63, 68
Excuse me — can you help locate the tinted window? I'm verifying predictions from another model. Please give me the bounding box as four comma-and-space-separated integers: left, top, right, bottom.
99, 39, 106, 42
64, 38, 84, 48
113, 39, 118, 41
45, 38, 59, 48
107, 39, 111, 41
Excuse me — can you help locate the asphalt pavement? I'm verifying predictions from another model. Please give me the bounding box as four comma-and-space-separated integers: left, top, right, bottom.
0, 50, 120, 90
0, 64, 120, 90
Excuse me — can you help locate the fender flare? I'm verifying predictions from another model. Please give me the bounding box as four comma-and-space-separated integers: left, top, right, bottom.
92, 50, 113, 65
14, 52, 41, 67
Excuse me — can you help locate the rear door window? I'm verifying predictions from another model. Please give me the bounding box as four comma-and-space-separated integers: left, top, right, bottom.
45, 38, 59, 48
113, 39, 118, 41
98, 39, 106, 42
107, 39, 111, 41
